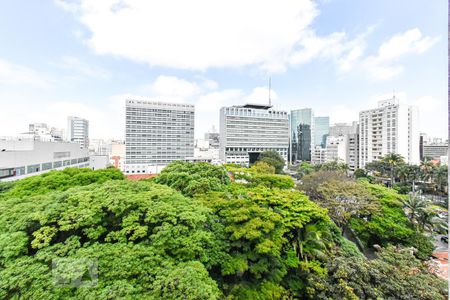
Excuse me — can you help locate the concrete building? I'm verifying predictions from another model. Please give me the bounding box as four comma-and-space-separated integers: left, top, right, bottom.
0, 137, 89, 181
314, 116, 329, 148
422, 144, 449, 160
67, 116, 89, 149
27, 123, 64, 142
220, 103, 289, 165
204, 130, 220, 149
290, 108, 314, 163
329, 122, 358, 137
358, 98, 419, 168
90, 155, 110, 170
124, 99, 195, 174
193, 138, 220, 162
347, 131, 359, 171
311, 146, 327, 165
110, 141, 125, 171
324, 135, 347, 163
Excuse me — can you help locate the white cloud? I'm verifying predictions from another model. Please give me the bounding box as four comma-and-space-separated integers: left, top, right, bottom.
56, 56, 110, 79
363, 28, 439, 80
149, 75, 201, 98
244, 87, 278, 104
0, 59, 51, 88
56, 0, 319, 71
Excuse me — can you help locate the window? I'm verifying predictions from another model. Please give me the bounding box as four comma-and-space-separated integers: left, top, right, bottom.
42, 162, 52, 171
27, 164, 40, 174
53, 161, 62, 168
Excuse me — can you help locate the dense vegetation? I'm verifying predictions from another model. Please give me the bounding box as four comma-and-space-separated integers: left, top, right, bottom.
0, 165, 446, 299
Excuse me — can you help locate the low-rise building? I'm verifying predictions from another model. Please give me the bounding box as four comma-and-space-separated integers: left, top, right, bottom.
0, 137, 89, 181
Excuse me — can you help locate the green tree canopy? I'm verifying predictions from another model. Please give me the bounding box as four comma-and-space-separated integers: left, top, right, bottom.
256, 151, 285, 174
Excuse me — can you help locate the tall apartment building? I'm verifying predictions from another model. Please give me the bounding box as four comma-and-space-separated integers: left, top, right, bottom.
314, 116, 329, 148
125, 99, 195, 174
67, 116, 89, 148
290, 108, 314, 162
219, 104, 289, 165
358, 98, 419, 168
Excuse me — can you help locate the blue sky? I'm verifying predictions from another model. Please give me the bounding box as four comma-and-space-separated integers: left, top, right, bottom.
0, 0, 447, 139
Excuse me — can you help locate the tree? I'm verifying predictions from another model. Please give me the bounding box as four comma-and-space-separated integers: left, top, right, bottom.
382, 153, 405, 187
420, 157, 436, 183
0, 179, 227, 299
314, 160, 348, 172
296, 162, 314, 179
353, 168, 367, 179
433, 165, 448, 194
314, 180, 379, 230
300, 170, 350, 200
307, 246, 448, 300
154, 161, 230, 196
257, 151, 285, 174
402, 192, 430, 231
250, 161, 275, 174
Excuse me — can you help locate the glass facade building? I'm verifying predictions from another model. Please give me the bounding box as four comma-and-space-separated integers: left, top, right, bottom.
313, 116, 329, 148
290, 108, 314, 162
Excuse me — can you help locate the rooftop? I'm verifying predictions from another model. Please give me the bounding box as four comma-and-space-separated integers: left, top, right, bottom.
241, 103, 272, 110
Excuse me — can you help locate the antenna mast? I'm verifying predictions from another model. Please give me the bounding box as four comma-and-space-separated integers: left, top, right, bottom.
269, 77, 271, 106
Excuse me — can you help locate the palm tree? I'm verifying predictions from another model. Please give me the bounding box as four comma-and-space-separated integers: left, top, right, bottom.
407, 165, 421, 192
402, 192, 429, 231
396, 164, 409, 184
420, 158, 435, 183
382, 153, 405, 187
433, 165, 448, 193
295, 224, 330, 263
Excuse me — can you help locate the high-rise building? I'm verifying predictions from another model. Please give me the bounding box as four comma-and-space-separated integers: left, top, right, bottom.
125, 99, 195, 174
290, 108, 314, 162
219, 104, 289, 165
358, 98, 419, 168
67, 116, 89, 148
329, 122, 358, 137
314, 116, 329, 148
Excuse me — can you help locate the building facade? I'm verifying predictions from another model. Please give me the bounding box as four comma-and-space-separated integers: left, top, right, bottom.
125, 99, 195, 174
67, 116, 89, 148
0, 137, 89, 181
290, 108, 314, 163
220, 104, 289, 165
314, 116, 329, 148
358, 98, 419, 168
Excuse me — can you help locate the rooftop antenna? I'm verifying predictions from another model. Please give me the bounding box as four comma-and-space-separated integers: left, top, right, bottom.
393, 89, 396, 100
269, 77, 271, 106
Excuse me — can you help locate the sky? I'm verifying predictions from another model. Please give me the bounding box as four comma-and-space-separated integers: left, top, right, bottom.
0, 0, 447, 140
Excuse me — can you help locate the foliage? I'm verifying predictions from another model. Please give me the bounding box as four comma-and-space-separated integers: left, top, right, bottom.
196, 183, 331, 298
256, 151, 285, 174
154, 161, 230, 197
0, 164, 446, 299
313, 160, 348, 172
307, 246, 447, 300
314, 180, 379, 230
1, 168, 124, 199
250, 161, 275, 174
0, 179, 226, 299
353, 168, 367, 179
296, 162, 314, 179
299, 170, 350, 200
349, 182, 434, 259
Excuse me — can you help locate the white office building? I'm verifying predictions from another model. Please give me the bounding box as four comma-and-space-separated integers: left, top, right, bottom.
67, 116, 89, 149
0, 137, 89, 181
219, 104, 289, 165
359, 98, 419, 168
124, 99, 195, 174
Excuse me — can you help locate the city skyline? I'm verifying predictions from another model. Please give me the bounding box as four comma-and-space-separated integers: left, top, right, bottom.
0, 0, 447, 140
